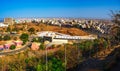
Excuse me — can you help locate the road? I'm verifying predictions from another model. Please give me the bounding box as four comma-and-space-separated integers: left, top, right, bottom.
0, 42, 32, 55
0, 36, 34, 56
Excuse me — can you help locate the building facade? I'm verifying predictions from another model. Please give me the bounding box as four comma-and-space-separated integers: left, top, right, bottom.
4, 18, 14, 25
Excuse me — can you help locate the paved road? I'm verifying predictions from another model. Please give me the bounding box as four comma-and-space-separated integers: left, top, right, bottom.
0, 42, 32, 55
0, 36, 34, 56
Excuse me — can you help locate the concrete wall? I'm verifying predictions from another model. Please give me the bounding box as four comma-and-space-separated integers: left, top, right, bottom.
52, 39, 68, 44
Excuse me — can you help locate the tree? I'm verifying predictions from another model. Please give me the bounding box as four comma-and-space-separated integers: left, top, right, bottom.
39, 43, 45, 50
111, 10, 120, 26
93, 39, 100, 58
28, 27, 35, 34
110, 11, 120, 45
6, 26, 11, 32
3, 35, 11, 41
10, 45, 16, 50
32, 37, 43, 42
20, 33, 29, 41
47, 57, 65, 71
103, 40, 108, 49
32, 20, 36, 23
20, 33, 29, 45
13, 36, 18, 40
35, 63, 46, 71
0, 36, 2, 41
12, 27, 18, 32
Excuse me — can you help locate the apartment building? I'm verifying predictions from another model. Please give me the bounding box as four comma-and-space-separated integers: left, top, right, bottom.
4, 18, 14, 25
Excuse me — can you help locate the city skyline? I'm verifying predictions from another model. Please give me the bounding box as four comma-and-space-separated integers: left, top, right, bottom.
0, 0, 120, 19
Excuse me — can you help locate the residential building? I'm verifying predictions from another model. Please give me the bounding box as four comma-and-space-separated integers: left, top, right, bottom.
4, 18, 14, 25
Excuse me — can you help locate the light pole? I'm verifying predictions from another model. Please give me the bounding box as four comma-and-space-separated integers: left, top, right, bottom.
46, 46, 48, 71
77, 42, 80, 70
64, 44, 67, 71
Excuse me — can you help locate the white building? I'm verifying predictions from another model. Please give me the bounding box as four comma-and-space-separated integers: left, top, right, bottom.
37, 31, 97, 43
0, 23, 8, 27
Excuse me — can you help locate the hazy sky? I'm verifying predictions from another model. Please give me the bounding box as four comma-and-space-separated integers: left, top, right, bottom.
0, 0, 120, 19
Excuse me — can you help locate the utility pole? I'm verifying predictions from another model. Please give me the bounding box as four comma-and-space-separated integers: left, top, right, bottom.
46, 46, 48, 71
64, 44, 67, 71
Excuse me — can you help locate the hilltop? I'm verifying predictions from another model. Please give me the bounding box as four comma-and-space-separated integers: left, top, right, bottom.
15, 23, 89, 36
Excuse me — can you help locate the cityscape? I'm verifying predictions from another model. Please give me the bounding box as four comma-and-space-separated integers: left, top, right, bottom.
0, 0, 120, 71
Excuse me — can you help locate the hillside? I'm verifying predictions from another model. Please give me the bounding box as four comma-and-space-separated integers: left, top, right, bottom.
26, 23, 90, 36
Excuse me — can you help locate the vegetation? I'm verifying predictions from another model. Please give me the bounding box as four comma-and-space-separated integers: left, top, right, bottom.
20, 33, 29, 45
77, 38, 109, 58
110, 11, 120, 45
47, 57, 65, 71
13, 36, 18, 40
28, 27, 35, 34
0, 11, 120, 71
12, 27, 18, 32
0, 36, 2, 41
35, 62, 46, 71
0, 49, 66, 71
111, 10, 120, 25
3, 35, 11, 41
39, 43, 45, 50
6, 26, 11, 32
101, 10, 120, 71
32, 37, 43, 42
9, 45, 16, 50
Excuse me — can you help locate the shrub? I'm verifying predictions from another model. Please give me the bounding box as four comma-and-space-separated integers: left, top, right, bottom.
39, 43, 45, 50
10, 45, 16, 50
3, 35, 11, 41
0, 36, 2, 41
20, 33, 29, 45
20, 33, 29, 41
28, 27, 35, 34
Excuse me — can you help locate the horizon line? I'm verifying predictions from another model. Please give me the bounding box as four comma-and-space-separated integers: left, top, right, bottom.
0, 17, 111, 20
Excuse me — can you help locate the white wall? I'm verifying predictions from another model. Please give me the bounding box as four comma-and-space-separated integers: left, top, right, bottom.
52, 39, 68, 44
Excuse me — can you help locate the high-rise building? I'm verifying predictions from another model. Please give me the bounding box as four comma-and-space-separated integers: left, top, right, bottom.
4, 18, 14, 25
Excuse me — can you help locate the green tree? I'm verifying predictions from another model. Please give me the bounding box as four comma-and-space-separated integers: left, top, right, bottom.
3, 35, 11, 41
38, 37, 43, 42
93, 39, 100, 57
20, 33, 29, 45
32, 37, 43, 42
35, 63, 46, 71
0, 36, 2, 41
39, 43, 45, 50
6, 26, 11, 32
103, 40, 108, 49
28, 27, 35, 34
47, 57, 65, 71
78, 43, 85, 51
10, 45, 16, 50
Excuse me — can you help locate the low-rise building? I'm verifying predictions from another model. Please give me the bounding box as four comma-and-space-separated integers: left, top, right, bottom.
0, 23, 8, 27
13, 41, 23, 47
31, 42, 40, 50
0, 45, 4, 50
4, 43, 15, 49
